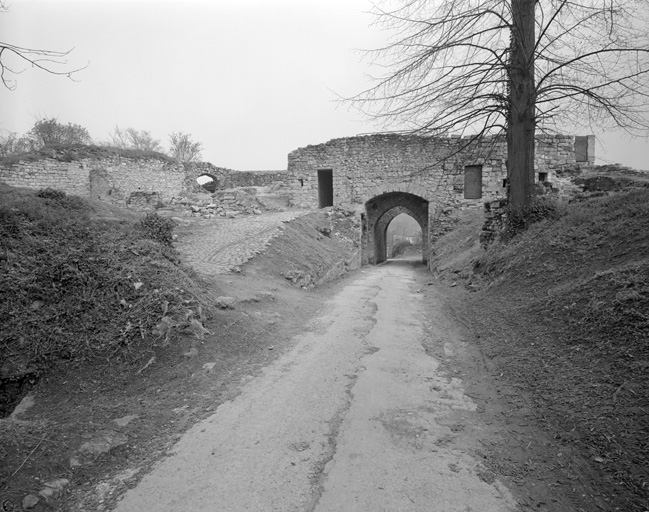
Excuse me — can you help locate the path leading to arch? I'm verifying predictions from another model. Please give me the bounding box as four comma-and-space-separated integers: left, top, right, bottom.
113, 259, 517, 511
173, 210, 311, 275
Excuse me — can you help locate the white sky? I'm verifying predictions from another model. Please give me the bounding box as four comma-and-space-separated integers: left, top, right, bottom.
1, 0, 647, 171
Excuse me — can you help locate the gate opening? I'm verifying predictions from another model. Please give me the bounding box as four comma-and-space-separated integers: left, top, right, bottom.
318, 169, 333, 208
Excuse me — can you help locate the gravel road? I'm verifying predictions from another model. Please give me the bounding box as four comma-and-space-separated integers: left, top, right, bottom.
113, 259, 517, 511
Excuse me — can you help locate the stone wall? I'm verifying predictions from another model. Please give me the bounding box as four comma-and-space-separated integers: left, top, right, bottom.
287, 134, 586, 210
0, 158, 90, 197
185, 162, 288, 193
286, 133, 591, 265
0, 147, 185, 209
86, 157, 185, 206
0, 150, 289, 210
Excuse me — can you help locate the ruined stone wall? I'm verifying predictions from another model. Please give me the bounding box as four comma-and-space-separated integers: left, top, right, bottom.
185, 162, 288, 192
228, 171, 288, 188
86, 157, 185, 205
287, 134, 584, 210
183, 162, 234, 192
0, 149, 185, 209
287, 134, 508, 210
0, 158, 90, 197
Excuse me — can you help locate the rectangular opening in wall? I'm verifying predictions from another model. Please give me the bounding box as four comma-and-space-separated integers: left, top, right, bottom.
318, 169, 333, 208
538, 172, 548, 183
464, 165, 482, 199
575, 136, 589, 162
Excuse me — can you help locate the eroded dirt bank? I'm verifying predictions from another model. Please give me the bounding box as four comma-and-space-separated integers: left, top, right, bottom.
113, 259, 519, 511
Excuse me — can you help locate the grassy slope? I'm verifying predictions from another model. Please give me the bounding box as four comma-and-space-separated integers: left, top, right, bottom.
440, 189, 648, 510
0, 186, 215, 412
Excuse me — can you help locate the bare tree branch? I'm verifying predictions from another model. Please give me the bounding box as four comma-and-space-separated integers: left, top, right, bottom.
348, 0, 649, 210
0, 2, 87, 90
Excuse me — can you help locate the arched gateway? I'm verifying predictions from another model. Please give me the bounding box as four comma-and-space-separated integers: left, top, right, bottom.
286, 133, 591, 268
365, 193, 428, 265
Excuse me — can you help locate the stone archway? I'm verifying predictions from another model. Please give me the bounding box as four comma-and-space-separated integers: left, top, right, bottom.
197, 173, 219, 193
363, 192, 429, 265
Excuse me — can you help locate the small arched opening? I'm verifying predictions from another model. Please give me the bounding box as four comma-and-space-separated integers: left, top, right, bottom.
197, 173, 219, 193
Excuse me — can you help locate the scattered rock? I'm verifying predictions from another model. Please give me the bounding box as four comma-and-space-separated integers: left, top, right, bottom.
9, 394, 35, 420
186, 318, 211, 339
75, 430, 128, 464
202, 362, 217, 371
183, 347, 199, 358
258, 291, 275, 301
112, 414, 138, 428
39, 478, 69, 499
215, 296, 236, 309
22, 494, 39, 509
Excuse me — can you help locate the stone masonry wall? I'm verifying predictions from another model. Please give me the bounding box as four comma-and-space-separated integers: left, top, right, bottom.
287, 134, 584, 210
185, 162, 288, 192
86, 157, 185, 205
0, 149, 185, 209
0, 159, 90, 197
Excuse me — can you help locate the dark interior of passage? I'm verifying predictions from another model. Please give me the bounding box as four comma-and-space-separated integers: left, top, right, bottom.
318, 169, 333, 208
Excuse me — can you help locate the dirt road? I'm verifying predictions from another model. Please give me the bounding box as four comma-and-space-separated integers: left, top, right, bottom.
114, 259, 517, 511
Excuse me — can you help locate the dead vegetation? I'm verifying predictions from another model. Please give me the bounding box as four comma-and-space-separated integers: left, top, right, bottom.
0, 186, 214, 416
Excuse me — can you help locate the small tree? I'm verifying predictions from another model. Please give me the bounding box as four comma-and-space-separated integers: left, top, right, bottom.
109, 126, 162, 152
28, 118, 92, 148
0, 131, 34, 155
169, 132, 203, 163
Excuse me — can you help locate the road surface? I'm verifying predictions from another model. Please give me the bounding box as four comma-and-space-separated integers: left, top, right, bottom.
114, 259, 517, 511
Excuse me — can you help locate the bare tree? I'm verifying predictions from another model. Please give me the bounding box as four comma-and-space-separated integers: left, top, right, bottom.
354, 0, 649, 212
29, 118, 92, 148
0, 1, 85, 90
109, 126, 163, 152
0, 131, 33, 156
169, 132, 203, 163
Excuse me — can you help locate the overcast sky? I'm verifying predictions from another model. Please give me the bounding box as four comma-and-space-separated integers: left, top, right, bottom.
1, 0, 647, 171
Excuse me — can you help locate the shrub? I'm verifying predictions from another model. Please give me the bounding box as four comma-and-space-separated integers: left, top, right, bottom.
36, 188, 89, 211
501, 196, 564, 242
140, 213, 175, 246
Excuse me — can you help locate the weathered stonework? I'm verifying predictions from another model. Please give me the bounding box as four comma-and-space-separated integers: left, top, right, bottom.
286, 133, 591, 266
0, 158, 91, 197
0, 149, 185, 208
185, 162, 289, 192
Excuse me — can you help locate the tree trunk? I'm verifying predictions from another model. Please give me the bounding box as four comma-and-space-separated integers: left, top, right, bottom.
507, 0, 537, 213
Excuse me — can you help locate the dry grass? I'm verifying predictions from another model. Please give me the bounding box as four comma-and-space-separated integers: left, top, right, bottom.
471, 188, 649, 510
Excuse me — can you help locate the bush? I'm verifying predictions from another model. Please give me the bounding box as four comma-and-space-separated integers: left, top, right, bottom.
36, 188, 89, 211
501, 196, 564, 242
140, 212, 175, 246
0, 190, 212, 377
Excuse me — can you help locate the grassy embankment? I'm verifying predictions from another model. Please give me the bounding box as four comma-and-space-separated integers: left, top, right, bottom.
437, 188, 648, 511
0, 185, 214, 415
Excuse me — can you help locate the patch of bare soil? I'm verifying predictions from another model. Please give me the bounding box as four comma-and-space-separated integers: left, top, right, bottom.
431, 189, 649, 512
0, 188, 358, 512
